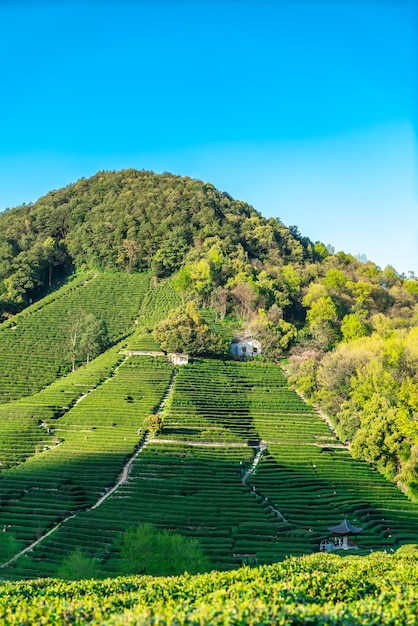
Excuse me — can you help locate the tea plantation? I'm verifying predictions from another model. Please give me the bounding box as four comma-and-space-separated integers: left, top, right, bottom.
0, 551, 417, 624
3, 356, 418, 581
0, 271, 418, 625
0, 272, 151, 403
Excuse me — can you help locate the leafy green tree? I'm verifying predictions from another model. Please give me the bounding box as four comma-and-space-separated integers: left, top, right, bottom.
116, 523, 210, 576
57, 547, 100, 580
79, 314, 108, 364
250, 311, 297, 358
0, 531, 21, 564
341, 313, 368, 342
152, 233, 189, 278
117, 239, 141, 272
172, 265, 194, 302
67, 312, 108, 370
143, 413, 164, 436
153, 302, 229, 357
3, 252, 41, 303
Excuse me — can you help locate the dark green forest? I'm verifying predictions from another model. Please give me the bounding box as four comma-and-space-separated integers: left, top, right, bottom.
1, 168, 418, 499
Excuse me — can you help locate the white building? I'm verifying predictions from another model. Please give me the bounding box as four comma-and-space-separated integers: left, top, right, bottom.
168, 353, 189, 366
230, 335, 261, 359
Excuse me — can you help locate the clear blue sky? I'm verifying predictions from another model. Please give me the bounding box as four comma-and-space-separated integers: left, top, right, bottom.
0, 0, 416, 274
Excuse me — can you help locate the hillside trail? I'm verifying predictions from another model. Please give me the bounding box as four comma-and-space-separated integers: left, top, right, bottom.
150, 439, 250, 448
0, 365, 178, 570
241, 442, 288, 523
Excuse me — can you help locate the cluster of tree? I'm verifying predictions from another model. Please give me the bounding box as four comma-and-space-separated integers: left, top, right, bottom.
289, 320, 418, 499
116, 523, 210, 576
0, 169, 314, 318
67, 312, 108, 371
153, 302, 230, 357
56, 523, 209, 580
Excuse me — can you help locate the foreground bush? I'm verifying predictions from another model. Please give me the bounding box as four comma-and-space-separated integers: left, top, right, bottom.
0, 552, 417, 625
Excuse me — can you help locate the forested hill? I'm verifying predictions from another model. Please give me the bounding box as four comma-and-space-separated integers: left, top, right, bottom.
2, 168, 418, 501
0, 169, 313, 313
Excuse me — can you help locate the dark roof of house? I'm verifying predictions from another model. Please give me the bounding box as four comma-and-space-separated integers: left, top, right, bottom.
231, 336, 260, 344
328, 518, 363, 535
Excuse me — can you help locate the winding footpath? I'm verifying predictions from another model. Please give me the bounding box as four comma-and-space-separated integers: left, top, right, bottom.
241, 443, 288, 523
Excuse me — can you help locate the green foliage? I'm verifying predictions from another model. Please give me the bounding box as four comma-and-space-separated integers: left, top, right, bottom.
0, 531, 21, 562
250, 311, 297, 357
57, 547, 101, 580
143, 413, 164, 436
290, 327, 418, 497
0, 170, 310, 315
117, 523, 210, 576
153, 302, 229, 356
341, 313, 368, 342
0, 553, 418, 623
67, 311, 108, 371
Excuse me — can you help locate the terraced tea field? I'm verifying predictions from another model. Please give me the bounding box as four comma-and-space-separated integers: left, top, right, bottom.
0, 272, 150, 403
0, 356, 173, 577
3, 358, 418, 579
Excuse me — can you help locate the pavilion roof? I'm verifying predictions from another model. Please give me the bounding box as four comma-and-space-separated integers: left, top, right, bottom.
327, 518, 363, 535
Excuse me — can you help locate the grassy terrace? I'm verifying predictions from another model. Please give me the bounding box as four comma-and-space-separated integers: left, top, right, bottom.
136, 279, 180, 329
0, 356, 173, 577
0, 344, 124, 470
2, 358, 418, 579
0, 272, 150, 403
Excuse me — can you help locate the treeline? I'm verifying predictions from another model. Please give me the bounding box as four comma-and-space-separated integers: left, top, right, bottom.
0, 169, 316, 317
287, 257, 418, 499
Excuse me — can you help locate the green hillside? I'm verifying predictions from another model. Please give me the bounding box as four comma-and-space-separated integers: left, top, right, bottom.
0, 171, 418, 622
2, 356, 418, 581
0, 272, 150, 403
2, 169, 418, 496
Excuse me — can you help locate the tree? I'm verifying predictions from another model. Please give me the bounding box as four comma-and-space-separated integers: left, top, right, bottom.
0, 530, 21, 564
116, 523, 210, 576
57, 547, 100, 580
212, 286, 229, 320
67, 312, 108, 371
232, 282, 257, 321
151, 232, 189, 278
250, 312, 297, 358
143, 413, 164, 436
341, 313, 368, 342
117, 239, 141, 272
79, 314, 108, 364
153, 302, 229, 357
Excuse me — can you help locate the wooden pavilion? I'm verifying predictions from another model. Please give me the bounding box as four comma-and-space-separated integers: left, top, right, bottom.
327, 518, 363, 550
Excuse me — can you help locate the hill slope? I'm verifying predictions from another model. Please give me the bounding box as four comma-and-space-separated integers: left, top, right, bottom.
1, 171, 418, 581
0, 169, 308, 314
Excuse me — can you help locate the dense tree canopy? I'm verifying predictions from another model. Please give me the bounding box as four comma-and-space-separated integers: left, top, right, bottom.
0, 169, 311, 316
153, 302, 229, 357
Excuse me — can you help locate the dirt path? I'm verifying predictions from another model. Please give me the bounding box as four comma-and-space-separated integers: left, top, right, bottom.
150, 439, 251, 448
241, 445, 264, 484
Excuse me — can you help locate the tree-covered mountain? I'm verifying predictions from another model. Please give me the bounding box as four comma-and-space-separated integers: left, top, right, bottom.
0, 169, 314, 314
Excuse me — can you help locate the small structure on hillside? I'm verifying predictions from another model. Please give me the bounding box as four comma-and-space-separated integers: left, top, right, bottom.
168, 353, 189, 366
230, 330, 261, 359
320, 518, 363, 551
